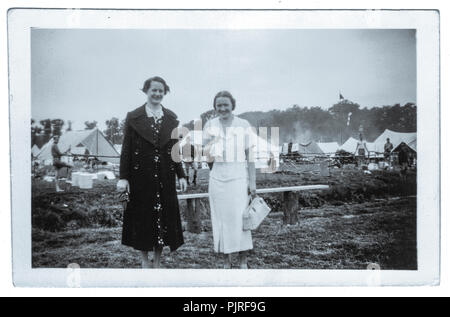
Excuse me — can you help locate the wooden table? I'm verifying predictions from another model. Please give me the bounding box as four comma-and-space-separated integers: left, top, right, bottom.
178, 185, 329, 233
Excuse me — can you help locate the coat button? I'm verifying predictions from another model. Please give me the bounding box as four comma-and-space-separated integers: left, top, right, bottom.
134, 150, 139, 155
134, 165, 139, 170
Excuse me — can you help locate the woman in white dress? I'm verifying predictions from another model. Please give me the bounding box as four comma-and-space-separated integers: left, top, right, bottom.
355, 133, 369, 168
203, 91, 257, 269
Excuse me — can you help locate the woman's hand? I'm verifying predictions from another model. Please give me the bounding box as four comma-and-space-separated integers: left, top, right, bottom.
249, 188, 257, 200
117, 179, 130, 192
179, 178, 187, 192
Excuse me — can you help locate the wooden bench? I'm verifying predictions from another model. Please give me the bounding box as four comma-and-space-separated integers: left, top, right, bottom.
177, 185, 329, 233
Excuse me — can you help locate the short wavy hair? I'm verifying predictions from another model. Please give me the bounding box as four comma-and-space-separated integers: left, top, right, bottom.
213, 91, 236, 110
142, 76, 170, 95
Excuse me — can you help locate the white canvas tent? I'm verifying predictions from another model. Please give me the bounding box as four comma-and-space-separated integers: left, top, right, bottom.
70, 146, 89, 156
373, 129, 417, 153
317, 142, 340, 155
114, 144, 122, 154
31, 144, 41, 158
340, 137, 376, 156
249, 131, 280, 169
406, 139, 417, 152
281, 141, 323, 156
340, 137, 359, 153
365, 142, 379, 157
37, 129, 120, 165
296, 141, 324, 156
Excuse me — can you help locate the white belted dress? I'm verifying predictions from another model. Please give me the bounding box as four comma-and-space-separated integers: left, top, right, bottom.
203, 116, 255, 254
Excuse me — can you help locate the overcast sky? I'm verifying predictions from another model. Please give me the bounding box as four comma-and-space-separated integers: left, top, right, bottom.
31, 29, 416, 131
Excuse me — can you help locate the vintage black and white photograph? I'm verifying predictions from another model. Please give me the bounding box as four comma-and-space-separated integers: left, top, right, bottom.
8, 9, 439, 287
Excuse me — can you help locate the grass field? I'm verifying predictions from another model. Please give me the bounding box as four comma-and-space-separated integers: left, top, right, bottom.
32, 167, 417, 269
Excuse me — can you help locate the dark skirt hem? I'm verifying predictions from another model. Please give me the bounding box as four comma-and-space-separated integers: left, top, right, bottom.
121, 240, 184, 252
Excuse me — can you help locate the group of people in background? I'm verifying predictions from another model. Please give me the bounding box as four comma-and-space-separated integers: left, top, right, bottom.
355, 134, 414, 175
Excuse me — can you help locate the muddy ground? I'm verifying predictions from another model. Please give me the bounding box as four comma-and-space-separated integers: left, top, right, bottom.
32, 167, 416, 269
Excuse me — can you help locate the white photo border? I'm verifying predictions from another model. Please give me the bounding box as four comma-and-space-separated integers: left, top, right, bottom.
8, 8, 440, 287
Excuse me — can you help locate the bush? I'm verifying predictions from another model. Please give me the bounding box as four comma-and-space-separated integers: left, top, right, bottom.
32, 211, 65, 232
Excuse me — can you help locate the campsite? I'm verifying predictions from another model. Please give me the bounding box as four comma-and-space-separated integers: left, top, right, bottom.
29, 90, 418, 270
31, 125, 417, 269
32, 168, 416, 269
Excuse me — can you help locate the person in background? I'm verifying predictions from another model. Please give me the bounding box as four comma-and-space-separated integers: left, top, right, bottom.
117, 76, 187, 268
384, 138, 394, 166
397, 142, 409, 180
181, 136, 198, 186
288, 140, 293, 159
51, 136, 72, 192
203, 91, 257, 269
355, 133, 369, 168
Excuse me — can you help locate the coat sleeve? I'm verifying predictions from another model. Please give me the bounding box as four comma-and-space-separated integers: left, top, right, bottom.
119, 113, 132, 180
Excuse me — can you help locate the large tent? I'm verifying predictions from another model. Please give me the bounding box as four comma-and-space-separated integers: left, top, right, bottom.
340, 137, 377, 156
281, 141, 323, 156
296, 141, 323, 156
340, 137, 358, 153
249, 131, 280, 169
317, 142, 340, 155
36, 129, 120, 165
406, 139, 417, 152
31, 144, 41, 158
373, 129, 417, 153
114, 144, 122, 154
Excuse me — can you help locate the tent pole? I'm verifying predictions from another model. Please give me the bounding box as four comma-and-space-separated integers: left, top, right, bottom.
96, 129, 99, 173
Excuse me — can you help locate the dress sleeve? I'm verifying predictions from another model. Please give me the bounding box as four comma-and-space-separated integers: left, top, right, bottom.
244, 120, 258, 162
202, 120, 214, 162
119, 114, 132, 180
202, 120, 212, 146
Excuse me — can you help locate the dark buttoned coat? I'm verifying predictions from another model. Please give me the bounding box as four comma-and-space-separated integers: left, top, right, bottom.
120, 104, 185, 251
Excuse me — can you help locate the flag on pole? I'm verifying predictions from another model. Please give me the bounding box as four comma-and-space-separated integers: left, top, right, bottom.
339, 93, 344, 100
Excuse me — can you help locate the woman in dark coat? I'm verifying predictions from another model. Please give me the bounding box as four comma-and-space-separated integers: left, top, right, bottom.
117, 76, 187, 268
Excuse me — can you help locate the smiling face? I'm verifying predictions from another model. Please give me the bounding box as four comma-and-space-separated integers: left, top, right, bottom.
215, 96, 233, 120
146, 81, 165, 106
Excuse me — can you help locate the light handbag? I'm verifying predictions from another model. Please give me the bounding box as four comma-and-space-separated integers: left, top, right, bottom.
243, 196, 271, 231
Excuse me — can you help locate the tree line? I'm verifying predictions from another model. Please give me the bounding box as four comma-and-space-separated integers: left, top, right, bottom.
184, 100, 416, 144
243, 100, 417, 144
32, 100, 416, 148
31, 118, 125, 148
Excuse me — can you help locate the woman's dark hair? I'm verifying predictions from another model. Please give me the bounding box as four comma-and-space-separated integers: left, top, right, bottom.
142, 76, 170, 95
213, 91, 236, 110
